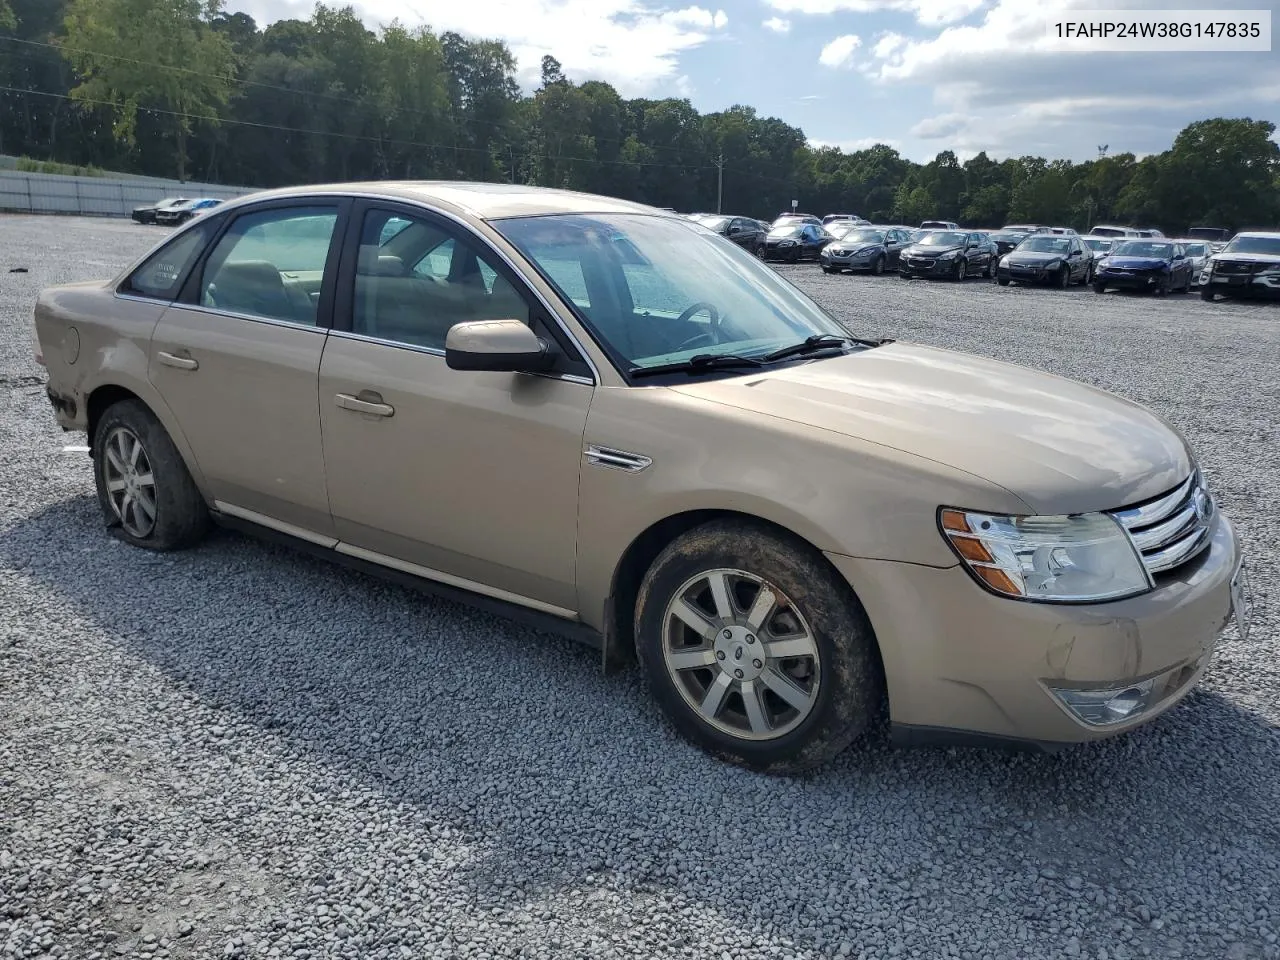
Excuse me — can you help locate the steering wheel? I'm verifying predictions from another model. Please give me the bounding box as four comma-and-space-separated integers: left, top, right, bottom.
672, 302, 722, 352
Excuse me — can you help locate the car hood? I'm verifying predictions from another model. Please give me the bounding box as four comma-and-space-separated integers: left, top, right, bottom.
1005, 251, 1066, 264
670, 343, 1191, 515
1102, 256, 1169, 269
903, 243, 962, 256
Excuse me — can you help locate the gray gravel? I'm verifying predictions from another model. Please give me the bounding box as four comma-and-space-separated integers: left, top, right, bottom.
1, 214, 1277, 960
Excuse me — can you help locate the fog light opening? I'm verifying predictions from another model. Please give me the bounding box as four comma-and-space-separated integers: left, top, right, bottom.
1048, 677, 1157, 727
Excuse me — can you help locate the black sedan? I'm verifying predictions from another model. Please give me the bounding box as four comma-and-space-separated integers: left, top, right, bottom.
989, 224, 1046, 256
692, 214, 767, 254
131, 197, 188, 224
760, 222, 830, 262
819, 226, 911, 275
1093, 240, 1194, 295
996, 234, 1091, 288
898, 230, 995, 281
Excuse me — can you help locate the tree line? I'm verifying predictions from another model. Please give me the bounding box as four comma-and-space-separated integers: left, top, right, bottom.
1, 0, 1278, 233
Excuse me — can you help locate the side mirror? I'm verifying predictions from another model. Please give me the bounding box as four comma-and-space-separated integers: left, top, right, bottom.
445, 319, 554, 373
1173, 252, 1185, 260
728, 225, 742, 234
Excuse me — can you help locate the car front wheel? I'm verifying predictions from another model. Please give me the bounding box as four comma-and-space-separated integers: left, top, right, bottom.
93, 399, 210, 551
634, 519, 881, 772
1201, 285, 1216, 302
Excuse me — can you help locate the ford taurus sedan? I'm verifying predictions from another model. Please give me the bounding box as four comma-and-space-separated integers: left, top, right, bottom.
34, 182, 1248, 771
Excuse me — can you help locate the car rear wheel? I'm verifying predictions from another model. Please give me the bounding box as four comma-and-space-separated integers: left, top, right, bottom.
983, 257, 994, 279
634, 519, 881, 772
93, 399, 210, 551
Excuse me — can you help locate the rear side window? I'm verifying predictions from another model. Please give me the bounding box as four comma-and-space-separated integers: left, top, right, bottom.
122, 222, 216, 299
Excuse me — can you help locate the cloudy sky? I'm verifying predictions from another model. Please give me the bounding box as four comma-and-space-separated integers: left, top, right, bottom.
237, 0, 1279, 162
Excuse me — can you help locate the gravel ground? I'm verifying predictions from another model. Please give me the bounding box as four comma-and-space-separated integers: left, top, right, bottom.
1, 214, 1277, 960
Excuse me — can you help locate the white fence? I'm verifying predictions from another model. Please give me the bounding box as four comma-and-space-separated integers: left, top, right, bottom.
0, 169, 253, 218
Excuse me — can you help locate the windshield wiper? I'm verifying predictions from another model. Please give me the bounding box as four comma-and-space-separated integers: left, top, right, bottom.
629, 353, 768, 379
759, 333, 890, 363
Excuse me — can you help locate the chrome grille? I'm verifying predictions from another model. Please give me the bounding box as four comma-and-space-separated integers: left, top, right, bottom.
1111, 472, 1213, 576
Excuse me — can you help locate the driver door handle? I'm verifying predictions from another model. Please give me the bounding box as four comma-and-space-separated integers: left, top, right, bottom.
335, 391, 394, 418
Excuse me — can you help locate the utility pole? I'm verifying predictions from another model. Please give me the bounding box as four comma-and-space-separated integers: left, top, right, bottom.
715, 153, 725, 214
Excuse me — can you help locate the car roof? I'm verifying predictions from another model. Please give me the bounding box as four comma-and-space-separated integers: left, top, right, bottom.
210, 181, 672, 222
1233, 231, 1280, 239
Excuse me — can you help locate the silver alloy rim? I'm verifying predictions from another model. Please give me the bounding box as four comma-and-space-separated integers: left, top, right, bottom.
661, 568, 820, 741
102, 426, 157, 538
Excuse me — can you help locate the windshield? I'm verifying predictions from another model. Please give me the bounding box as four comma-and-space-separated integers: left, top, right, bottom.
494, 214, 849, 372
1002, 225, 1038, 232
769, 225, 804, 238
837, 229, 884, 244
1017, 236, 1071, 254
1083, 238, 1112, 250
918, 231, 966, 246
1090, 227, 1128, 237
697, 216, 730, 231
1222, 235, 1280, 256
1112, 241, 1173, 258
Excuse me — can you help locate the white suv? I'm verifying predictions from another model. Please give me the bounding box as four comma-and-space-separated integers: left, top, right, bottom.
1200, 231, 1280, 302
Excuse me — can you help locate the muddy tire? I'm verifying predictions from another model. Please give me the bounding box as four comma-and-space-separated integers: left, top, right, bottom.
92, 399, 210, 551
634, 518, 882, 773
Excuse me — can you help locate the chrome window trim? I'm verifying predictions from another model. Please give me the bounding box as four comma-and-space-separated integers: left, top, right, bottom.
155, 301, 329, 334
325, 329, 593, 386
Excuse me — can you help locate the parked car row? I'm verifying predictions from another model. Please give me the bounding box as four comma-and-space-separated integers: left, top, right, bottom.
131, 197, 224, 225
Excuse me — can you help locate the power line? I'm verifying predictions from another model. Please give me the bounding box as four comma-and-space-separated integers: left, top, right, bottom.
0, 84, 720, 173
0, 35, 708, 162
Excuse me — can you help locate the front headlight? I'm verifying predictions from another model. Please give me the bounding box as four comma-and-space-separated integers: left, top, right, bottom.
778, 239, 796, 246
939, 508, 1151, 602
1045, 259, 1062, 270
937, 250, 959, 260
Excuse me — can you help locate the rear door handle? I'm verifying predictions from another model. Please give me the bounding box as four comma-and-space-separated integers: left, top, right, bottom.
157, 350, 198, 371
335, 392, 394, 418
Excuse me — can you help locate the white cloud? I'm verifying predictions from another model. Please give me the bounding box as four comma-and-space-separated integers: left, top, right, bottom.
233, 0, 730, 96
762, 16, 792, 33
819, 34, 862, 68
662, 6, 728, 29
909, 112, 972, 139
762, 0, 986, 27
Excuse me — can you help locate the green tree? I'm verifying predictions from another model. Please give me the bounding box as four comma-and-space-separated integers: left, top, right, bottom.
62, 0, 235, 179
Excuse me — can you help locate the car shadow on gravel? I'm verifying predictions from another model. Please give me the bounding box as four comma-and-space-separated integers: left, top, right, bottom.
4, 494, 1279, 957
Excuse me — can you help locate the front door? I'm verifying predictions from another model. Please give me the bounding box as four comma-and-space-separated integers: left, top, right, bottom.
317, 204, 594, 613
149, 201, 346, 535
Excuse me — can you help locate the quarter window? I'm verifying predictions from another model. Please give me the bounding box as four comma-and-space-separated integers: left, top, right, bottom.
353, 209, 530, 351
200, 206, 338, 325
122, 222, 217, 300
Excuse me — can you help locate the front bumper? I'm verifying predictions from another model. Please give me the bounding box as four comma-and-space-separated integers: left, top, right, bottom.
1097, 268, 1166, 290
820, 249, 881, 271
998, 263, 1054, 284
761, 243, 800, 260
1202, 269, 1280, 298
899, 256, 958, 278
826, 511, 1240, 746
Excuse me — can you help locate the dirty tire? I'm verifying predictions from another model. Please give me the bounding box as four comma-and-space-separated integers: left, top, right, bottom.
634, 518, 881, 773
93, 399, 210, 551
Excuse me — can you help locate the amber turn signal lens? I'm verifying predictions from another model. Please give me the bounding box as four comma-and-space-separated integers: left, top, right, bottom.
940, 509, 971, 533
950, 535, 995, 564
974, 566, 1021, 596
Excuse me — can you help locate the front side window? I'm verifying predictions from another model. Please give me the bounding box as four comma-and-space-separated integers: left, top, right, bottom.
494, 213, 850, 373
200, 206, 339, 325
352, 208, 530, 352
122, 221, 218, 299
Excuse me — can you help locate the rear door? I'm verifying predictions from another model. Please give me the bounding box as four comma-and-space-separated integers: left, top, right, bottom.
149, 200, 347, 535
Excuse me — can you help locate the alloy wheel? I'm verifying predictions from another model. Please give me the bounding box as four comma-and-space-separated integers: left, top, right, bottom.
102, 426, 158, 538
661, 568, 820, 741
